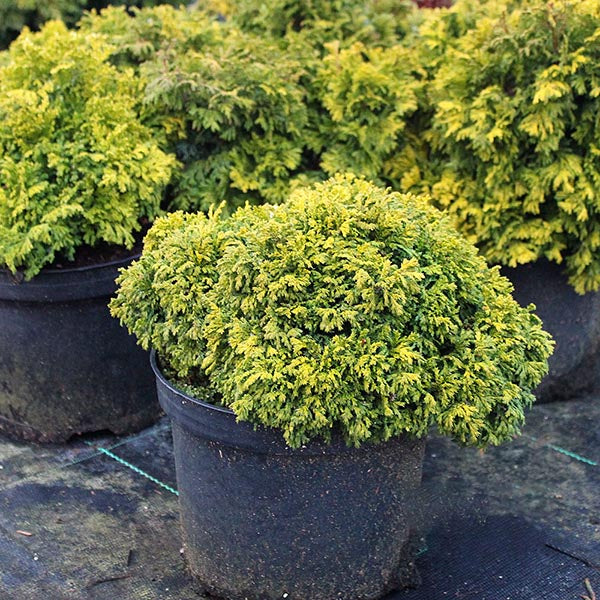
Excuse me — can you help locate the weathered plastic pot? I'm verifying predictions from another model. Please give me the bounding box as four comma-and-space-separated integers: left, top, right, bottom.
0, 257, 161, 443
503, 259, 600, 402
152, 351, 426, 600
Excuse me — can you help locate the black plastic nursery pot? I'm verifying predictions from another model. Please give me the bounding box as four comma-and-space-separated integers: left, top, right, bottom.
152, 352, 426, 600
503, 259, 600, 403
0, 256, 161, 443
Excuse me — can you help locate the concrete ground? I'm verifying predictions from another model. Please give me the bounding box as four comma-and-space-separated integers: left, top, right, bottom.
0, 398, 598, 600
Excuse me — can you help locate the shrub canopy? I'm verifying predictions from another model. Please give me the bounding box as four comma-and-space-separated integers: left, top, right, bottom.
79, 2, 427, 213
225, 0, 413, 50
424, 0, 600, 293
0, 21, 175, 278
78, 4, 225, 69
81, 6, 310, 213
141, 32, 309, 213
112, 175, 553, 449
0, 0, 181, 50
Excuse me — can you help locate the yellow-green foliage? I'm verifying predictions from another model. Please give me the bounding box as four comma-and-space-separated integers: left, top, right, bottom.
78, 4, 225, 68
313, 41, 425, 185
407, 0, 516, 72
424, 0, 600, 293
142, 33, 309, 212
0, 0, 85, 48
224, 0, 424, 192
0, 21, 176, 278
77, 3, 429, 213
387, 0, 520, 196
111, 175, 553, 449
226, 0, 414, 50
0, 0, 182, 50
80, 6, 309, 212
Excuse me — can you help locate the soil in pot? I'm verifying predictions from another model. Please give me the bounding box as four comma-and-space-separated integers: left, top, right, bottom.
152, 352, 426, 600
0, 237, 160, 443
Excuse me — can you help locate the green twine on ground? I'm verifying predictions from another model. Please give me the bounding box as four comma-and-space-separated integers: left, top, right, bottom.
525, 435, 598, 467
84, 441, 179, 496
78, 431, 596, 500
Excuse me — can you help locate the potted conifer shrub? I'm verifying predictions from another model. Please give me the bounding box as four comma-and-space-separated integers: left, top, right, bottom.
111, 175, 553, 599
0, 21, 175, 442
413, 0, 600, 401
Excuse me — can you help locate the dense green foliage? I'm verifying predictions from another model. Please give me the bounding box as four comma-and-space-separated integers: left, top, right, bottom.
142, 32, 309, 212
224, 0, 425, 197
0, 0, 180, 49
80, 2, 430, 213
80, 6, 310, 212
112, 175, 553, 449
78, 4, 225, 69
421, 0, 600, 293
0, 21, 175, 278
0, 0, 85, 48
11, 0, 600, 293
406, 0, 515, 72
225, 0, 413, 50
312, 41, 424, 186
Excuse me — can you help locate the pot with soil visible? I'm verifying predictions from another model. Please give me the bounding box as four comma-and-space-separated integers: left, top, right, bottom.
112, 176, 553, 599
0, 254, 161, 442
503, 260, 600, 403
152, 351, 426, 600
0, 24, 175, 441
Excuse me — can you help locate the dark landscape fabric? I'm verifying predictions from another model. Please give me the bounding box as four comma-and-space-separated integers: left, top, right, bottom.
1, 398, 598, 600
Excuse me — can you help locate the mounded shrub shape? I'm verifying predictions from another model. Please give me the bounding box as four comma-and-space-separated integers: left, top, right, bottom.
426, 0, 600, 293
81, 3, 430, 213
79, 4, 432, 213
225, 0, 425, 192
0, 21, 175, 279
112, 175, 553, 449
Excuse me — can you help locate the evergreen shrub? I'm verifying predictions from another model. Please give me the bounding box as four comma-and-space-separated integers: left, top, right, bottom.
312, 41, 425, 186
81, 6, 309, 212
141, 33, 309, 212
111, 175, 553, 449
390, 0, 516, 199
225, 0, 414, 50
78, 3, 430, 213
407, 0, 515, 73
424, 0, 600, 293
78, 4, 225, 69
0, 0, 180, 50
0, 21, 176, 278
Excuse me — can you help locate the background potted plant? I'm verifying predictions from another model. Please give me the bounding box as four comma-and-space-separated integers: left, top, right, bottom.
404, 0, 600, 401
78, 0, 428, 216
80, 4, 311, 213
0, 21, 175, 442
111, 175, 553, 600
